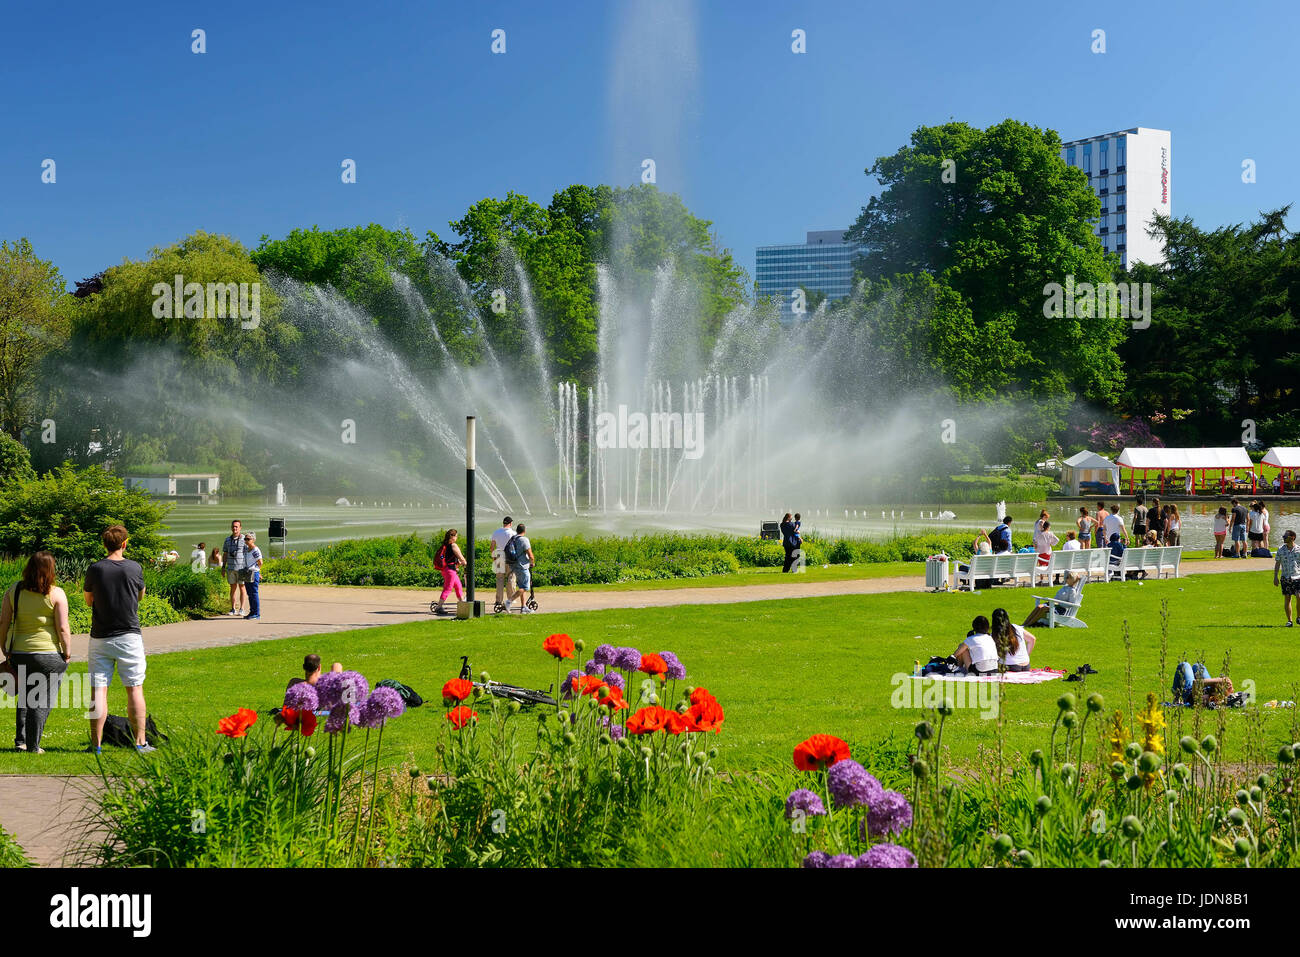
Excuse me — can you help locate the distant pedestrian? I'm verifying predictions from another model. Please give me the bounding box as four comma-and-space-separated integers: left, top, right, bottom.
1212, 507, 1229, 557
489, 517, 518, 610
508, 524, 535, 614
1229, 497, 1249, 557
243, 533, 263, 620
0, 552, 72, 754
1274, 530, 1300, 627
1102, 504, 1127, 544
191, 542, 208, 573
1248, 501, 1267, 555
432, 529, 466, 615
222, 520, 249, 616
780, 512, 798, 572
1163, 504, 1182, 546
83, 525, 152, 754
1148, 497, 1164, 542
990, 516, 1014, 554
1076, 507, 1092, 547
1131, 496, 1148, 540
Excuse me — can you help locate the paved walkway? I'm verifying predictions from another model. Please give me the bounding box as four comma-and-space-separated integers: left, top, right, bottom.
0, 776, 99, 867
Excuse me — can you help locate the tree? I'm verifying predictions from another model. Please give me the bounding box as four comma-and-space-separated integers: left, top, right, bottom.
0, 239, 69, 439
847, 120, 1125, 405
0, 432, 35, 483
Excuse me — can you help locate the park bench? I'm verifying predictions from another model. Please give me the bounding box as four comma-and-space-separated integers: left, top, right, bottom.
1039, 548, 1108, 585
1108, 545, 1182, 581
954, 552, 1038, 591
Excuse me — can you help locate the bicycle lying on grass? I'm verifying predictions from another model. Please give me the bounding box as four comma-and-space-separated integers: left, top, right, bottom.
458, 655, 556, 709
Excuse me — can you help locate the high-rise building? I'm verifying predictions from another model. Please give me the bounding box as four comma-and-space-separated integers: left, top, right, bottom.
755, 229, 859, 320
1060, 127, 1170, 269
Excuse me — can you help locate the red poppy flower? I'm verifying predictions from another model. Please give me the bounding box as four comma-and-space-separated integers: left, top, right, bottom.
638, 653, 668, 678
597, 685, 628, 710
445, 705, 479, 730
686, 697, 725, 733
442, 678, 474, 705
572, 674, 606, 697
216, 707, 258, 738
690, 687, 717, 707
793, 734, 851, 771
664, 710, 691, 735
626, 705, 673, 735
542, 634, 575, 660
281, 707, 317, 737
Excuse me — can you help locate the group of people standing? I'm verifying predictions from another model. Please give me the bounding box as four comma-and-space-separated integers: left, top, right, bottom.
1074, 497, 1183, 551
1213, 498, 1272, 558
193, 520, 265, 619
430, 517, 535, 615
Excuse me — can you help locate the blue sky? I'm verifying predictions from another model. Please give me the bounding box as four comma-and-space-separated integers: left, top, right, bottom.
3, 0, 1295, 285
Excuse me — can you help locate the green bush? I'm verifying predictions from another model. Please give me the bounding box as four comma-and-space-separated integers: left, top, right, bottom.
66, 590, 185, 633
144, 566, 225, 614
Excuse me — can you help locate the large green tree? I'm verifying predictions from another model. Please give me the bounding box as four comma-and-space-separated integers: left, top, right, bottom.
0, 239, 69, 440
847, 120, 1125, 405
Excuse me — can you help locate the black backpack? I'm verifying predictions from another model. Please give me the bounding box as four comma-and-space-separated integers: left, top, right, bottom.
375, 679, 423, 708
101, 714, 167, 748
503, 535, 522, 565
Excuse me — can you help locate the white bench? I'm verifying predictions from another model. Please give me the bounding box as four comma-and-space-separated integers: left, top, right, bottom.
954, 552, 1038, 590
1109, 545, 1183, 581
1042, 548, 1109, 584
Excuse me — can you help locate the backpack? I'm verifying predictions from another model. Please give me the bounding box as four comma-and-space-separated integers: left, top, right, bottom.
920, 655, 962, 677
376, 679, 423, 708
991, 524, 1010, 552
1250, 547, 1272, 558
503, 535, 522, 565
102, 714, 167, 748
433, 546, 448, 571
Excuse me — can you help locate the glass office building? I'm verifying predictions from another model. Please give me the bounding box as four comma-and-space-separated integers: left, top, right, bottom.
755, 229, 859, 320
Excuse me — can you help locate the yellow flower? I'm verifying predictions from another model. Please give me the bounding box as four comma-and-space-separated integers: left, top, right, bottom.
1107, 710, 1129, 779
1139, 692, 1165, 756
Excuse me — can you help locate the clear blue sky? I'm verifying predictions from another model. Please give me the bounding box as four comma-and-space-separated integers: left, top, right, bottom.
3, 0, 1294, 285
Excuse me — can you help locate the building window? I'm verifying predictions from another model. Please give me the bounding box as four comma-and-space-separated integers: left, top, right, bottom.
1116, 137, 1126, 168
1066, 146, 1076, 166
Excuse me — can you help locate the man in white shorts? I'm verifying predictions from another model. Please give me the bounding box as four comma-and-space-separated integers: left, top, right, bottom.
83, 525, 152, 753
489, 516, 518, 611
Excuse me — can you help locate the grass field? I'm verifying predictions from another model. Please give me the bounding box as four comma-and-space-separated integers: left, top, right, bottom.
3, 567, 1297, 777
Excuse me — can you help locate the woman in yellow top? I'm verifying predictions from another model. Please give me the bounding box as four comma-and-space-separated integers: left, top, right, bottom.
0, 552, 73, 753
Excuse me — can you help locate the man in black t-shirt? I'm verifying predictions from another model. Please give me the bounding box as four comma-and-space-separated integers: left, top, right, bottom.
1229, 498, 1249, 558
82, 525, 152, 753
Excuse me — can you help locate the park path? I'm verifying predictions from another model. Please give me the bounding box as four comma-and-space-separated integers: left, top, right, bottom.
0, 554, 1272, 866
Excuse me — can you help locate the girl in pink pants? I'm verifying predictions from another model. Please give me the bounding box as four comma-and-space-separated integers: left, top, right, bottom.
433, 528, 467, 614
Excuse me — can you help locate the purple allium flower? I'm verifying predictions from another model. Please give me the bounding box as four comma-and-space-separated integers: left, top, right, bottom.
338, 671, 370, 707
857, 843, 917, 869
658, 651, 686, 681
609, 723, 625, 740
785, 788, 827, 819
358, 686, 406, 729
801, 850, 830, 869
284, 682, 319, 712
826, 759, 884, 809
584, 659, 605, 676
593, 644, 616, 667
863, 790, 913, 838
826, 854, 859, 868
324, 703, 359, 734
560, 669, 582, 699
315, 672, 346, 710
602, 672, 624, 690
613, 646, 641, 671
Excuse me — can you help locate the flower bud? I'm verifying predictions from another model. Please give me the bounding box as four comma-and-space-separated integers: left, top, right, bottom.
1124, 742, 1142, 760
1056, 693, 1076, 712
937, 703, 954, 717
408, 768, 421, 779
1098, 859, 1114, 868
1110, 761, 1127, 778
992, 834, 1013, 857
1061, 711, 1078, 729
1029, 749, 1044, 766
1059, 763, 1076, 784
912, 759, 929, 779
1227, 807, 1246, 825
1035, 795, 1052, 815
1086, 693, 1104, 713
915, 721, 934, 741
1233, 837, 1251, 859
556, 710, 570, 725
703, 766, 716, 777
1165, 789, 1178, 804
694, 751, 707, 765
1279, 745, 1296, 764
1126, 774, 1143, 791
304, 746, 316, 760
1016, 849, 1036, 867
1256, 773, 1270, 789
1138, 751, 1162, 774
1250, 786, 1263, 803
1180, 735, 1199, 754
707, 748, 718, 759
479, 671, 490, 683
640, 746, 653, 759
1201, 734, 1217, 753
574, 639, 585, 652
647, 694, 659, 706
1172, 763, 1190, 784
599, 734, 612, 746
425, 776, 438, 791
562, 731, 576, 746
1121, 815, 1143, 838
508, 701, 521, 714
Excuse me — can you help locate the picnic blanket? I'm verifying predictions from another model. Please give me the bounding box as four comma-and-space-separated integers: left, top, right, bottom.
913, 668, 1066, 685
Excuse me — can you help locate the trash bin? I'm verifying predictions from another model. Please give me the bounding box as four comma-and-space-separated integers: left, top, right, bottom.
925, 555, 950, 591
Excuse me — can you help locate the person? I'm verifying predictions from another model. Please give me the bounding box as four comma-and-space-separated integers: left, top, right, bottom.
1147, 497, 1164, 543
1184, 471, 1194, 496
210, 545, 223, 571
1061, 530, 1081, 550
952, 616, 998, 675
83, 525, 152, 754
1274, 530, 1300, 627
1090, 506, 1108, 549
991, 607, 1036, 672
508, 523, 535, 614
1230, 497, 1249, 557
222, 519, 249, 616
1023, 572, 1084, 628
1212, 507, 1229, 558
286, 654, 343, 690
242, 532, 263, 620
971, 529, 993, 556
780, 513, 798, 572
432, 528, 467, 615
1033, 519, 1058, 583
1033, 509, 1049, 535
1164, 503, 1182, 547
1107, 532, 1127, 579
1103, 504, 1127, 544
1248, 501, 1267, 554
191, 541, 208, 573
1262, 502, 1272, 550
489, 517, 518, 610
1076, 507, 1092, 548
0, 552, 72, 753
1131, 496, 1148, 541
1142, 530, 1160, 547
989, 516, 1013, 554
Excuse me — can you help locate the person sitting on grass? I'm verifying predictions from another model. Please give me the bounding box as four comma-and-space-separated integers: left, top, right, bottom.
287, 654, 342, 690
1023, 572, 1084, 628
991, 607, 1036, 673
952, 615, 998, 676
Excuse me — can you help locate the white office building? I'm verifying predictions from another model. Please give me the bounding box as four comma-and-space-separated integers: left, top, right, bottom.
1060, 127, 1170, 269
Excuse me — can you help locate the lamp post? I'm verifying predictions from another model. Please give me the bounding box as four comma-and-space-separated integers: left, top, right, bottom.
466, 416, 477, 608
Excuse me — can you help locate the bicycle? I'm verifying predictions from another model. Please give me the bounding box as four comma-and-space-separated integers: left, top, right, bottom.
458, 656, 556, 709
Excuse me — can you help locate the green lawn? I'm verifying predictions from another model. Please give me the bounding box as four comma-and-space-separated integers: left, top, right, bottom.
3, 569, 1296, 776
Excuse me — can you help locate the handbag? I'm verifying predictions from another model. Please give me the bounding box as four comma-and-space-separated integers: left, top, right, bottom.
1, 582, 21, 684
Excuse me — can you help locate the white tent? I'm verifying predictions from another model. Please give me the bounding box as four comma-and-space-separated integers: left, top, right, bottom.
1262, 447, 1300, 493
1060, 450, 1119, 496
1116, 447, 1255, 495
